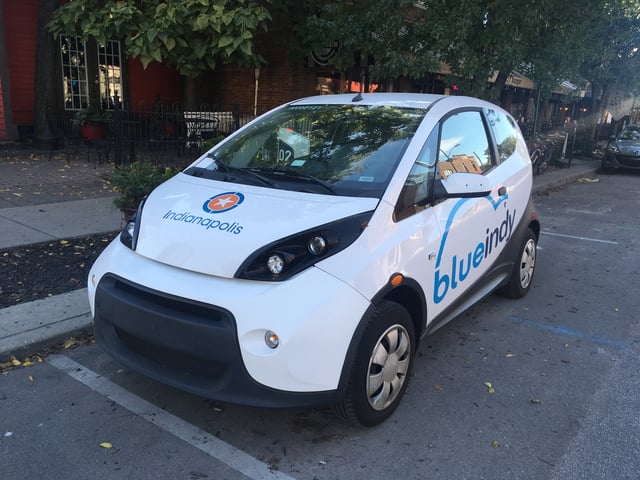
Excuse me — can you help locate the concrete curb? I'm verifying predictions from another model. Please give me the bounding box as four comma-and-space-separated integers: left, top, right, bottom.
0, 289, 93, 361
533, 166, 600, 194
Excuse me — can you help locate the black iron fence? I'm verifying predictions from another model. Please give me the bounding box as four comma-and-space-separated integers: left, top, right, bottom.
48, 103, 259, 168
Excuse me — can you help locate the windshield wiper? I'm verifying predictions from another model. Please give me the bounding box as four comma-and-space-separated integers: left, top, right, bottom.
258, 168, 338, 195
188, 157, 276, 188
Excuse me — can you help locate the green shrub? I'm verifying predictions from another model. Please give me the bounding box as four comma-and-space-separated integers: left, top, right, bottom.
110, 162, 177, 211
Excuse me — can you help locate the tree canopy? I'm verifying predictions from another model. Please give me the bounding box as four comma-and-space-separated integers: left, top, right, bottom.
295, 0, 639, 104
47, 0, 640, 127
47, 0, 272, 77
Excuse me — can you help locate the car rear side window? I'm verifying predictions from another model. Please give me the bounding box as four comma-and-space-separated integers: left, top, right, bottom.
484, 107, 518, 161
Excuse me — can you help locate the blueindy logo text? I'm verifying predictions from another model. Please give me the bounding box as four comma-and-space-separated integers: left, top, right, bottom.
162, 210, 243, 235
434, 194, 513, 304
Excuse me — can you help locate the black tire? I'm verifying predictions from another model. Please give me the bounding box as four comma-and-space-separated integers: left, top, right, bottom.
499, 228, 537, 299
601, 154, 615, 174
541, 147, 552, 172
529, 149, 541, 174
335, 301, 415, 427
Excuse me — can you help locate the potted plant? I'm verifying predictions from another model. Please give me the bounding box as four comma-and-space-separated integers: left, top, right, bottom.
74, 105, 111, 140
110, 161, 177, 221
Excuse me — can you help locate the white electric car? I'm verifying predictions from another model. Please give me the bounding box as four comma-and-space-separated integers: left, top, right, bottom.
89, 93, 539, 426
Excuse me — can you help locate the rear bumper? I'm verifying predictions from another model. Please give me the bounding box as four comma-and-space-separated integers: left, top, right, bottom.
94, 273, 340, 407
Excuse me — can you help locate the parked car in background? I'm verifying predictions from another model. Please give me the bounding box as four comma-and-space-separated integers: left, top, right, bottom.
88, 93, 540, 427
602, 123, 640, 172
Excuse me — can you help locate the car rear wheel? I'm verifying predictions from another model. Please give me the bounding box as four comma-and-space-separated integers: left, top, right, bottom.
499, 228, 536, 298
335, 300, 415, 427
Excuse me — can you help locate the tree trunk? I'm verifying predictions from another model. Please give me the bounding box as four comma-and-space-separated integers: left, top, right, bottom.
182, 76, 199, 109
490, 71, 508, 105
588, 80, 602, 141
34, 0, 59, 135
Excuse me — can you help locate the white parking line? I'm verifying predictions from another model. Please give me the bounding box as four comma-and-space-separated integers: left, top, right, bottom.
542, 230, 618, 245
47, 354, 298, 480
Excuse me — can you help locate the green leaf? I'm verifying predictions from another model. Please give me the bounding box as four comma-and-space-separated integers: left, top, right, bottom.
194, 15, 209, 31
194, 43, 206, 59
239, 41, 253, 56
140, 54, 154, 69
151, 48, 162, 63
218, 36, 234, 48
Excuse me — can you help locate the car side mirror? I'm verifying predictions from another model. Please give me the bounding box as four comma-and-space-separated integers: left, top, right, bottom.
438, 172, 493, 198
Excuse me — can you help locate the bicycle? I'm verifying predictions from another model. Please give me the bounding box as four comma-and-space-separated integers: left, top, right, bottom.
527, 134, 550, 174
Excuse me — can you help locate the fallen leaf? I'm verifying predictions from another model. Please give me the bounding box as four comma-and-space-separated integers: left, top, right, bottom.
433, 384, 442, 391
63, 338, 78, 349
491, 440, 499, 448
28, 375, 34, 382
10, 356, 21, 366
99, 442, 113, 449
505, 353, 515, 358
484, 381, 495, 394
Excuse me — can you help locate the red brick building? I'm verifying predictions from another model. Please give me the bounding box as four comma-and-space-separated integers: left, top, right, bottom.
0, 0, 319, 141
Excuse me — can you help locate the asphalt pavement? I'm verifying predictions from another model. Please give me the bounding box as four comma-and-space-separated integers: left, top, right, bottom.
0, 147, 603, 361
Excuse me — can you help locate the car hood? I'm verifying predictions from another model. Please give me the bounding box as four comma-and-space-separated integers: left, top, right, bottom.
134, 173, 378, 278
615, 139, 640, 155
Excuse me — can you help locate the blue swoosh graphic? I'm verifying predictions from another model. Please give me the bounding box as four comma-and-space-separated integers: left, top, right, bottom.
435, 193, 508, 268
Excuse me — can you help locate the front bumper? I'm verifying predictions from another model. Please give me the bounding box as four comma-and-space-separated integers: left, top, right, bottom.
604, 151, 640, 169
88, 240, 371, 407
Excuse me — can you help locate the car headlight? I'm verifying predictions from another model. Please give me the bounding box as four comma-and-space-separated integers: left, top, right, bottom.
119, 199, 145, 250
236, 211, 373, 281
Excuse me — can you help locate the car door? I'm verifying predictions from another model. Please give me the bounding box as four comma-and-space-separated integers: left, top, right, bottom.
395, 108, 511, 326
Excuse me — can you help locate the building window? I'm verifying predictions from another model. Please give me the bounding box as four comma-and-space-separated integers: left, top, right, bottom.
98, 40, 123, 109
60, 36, 88, 110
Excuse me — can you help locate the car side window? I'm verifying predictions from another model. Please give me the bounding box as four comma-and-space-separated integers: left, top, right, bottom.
437, 110, 493, 178
395, 128, 438, 221
484, 107, 517, 161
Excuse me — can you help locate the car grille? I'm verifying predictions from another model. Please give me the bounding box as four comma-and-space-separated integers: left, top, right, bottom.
616, 154, 640, 167
114, 327, 228, 380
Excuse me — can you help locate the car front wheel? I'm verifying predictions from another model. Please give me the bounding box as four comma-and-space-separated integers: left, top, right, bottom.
601, 154, 615, 173
335, 300, 415, 427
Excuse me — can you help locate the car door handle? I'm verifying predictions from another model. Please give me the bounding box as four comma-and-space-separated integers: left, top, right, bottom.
498, 186, 507, 196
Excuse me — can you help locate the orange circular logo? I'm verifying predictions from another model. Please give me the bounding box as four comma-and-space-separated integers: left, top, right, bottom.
202, 192, 244, 214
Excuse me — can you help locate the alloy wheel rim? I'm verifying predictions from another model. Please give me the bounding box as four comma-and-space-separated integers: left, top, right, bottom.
366, 324, 411, 411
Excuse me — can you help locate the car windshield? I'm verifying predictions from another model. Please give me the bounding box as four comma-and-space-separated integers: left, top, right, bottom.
619, 125, 640, 142
186, 104, 427, 198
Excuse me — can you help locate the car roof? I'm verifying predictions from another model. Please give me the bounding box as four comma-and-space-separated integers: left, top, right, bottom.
289, 93, 446, 109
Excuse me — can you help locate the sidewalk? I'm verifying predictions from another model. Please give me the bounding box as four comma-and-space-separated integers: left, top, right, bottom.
0, 149, 603, 361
